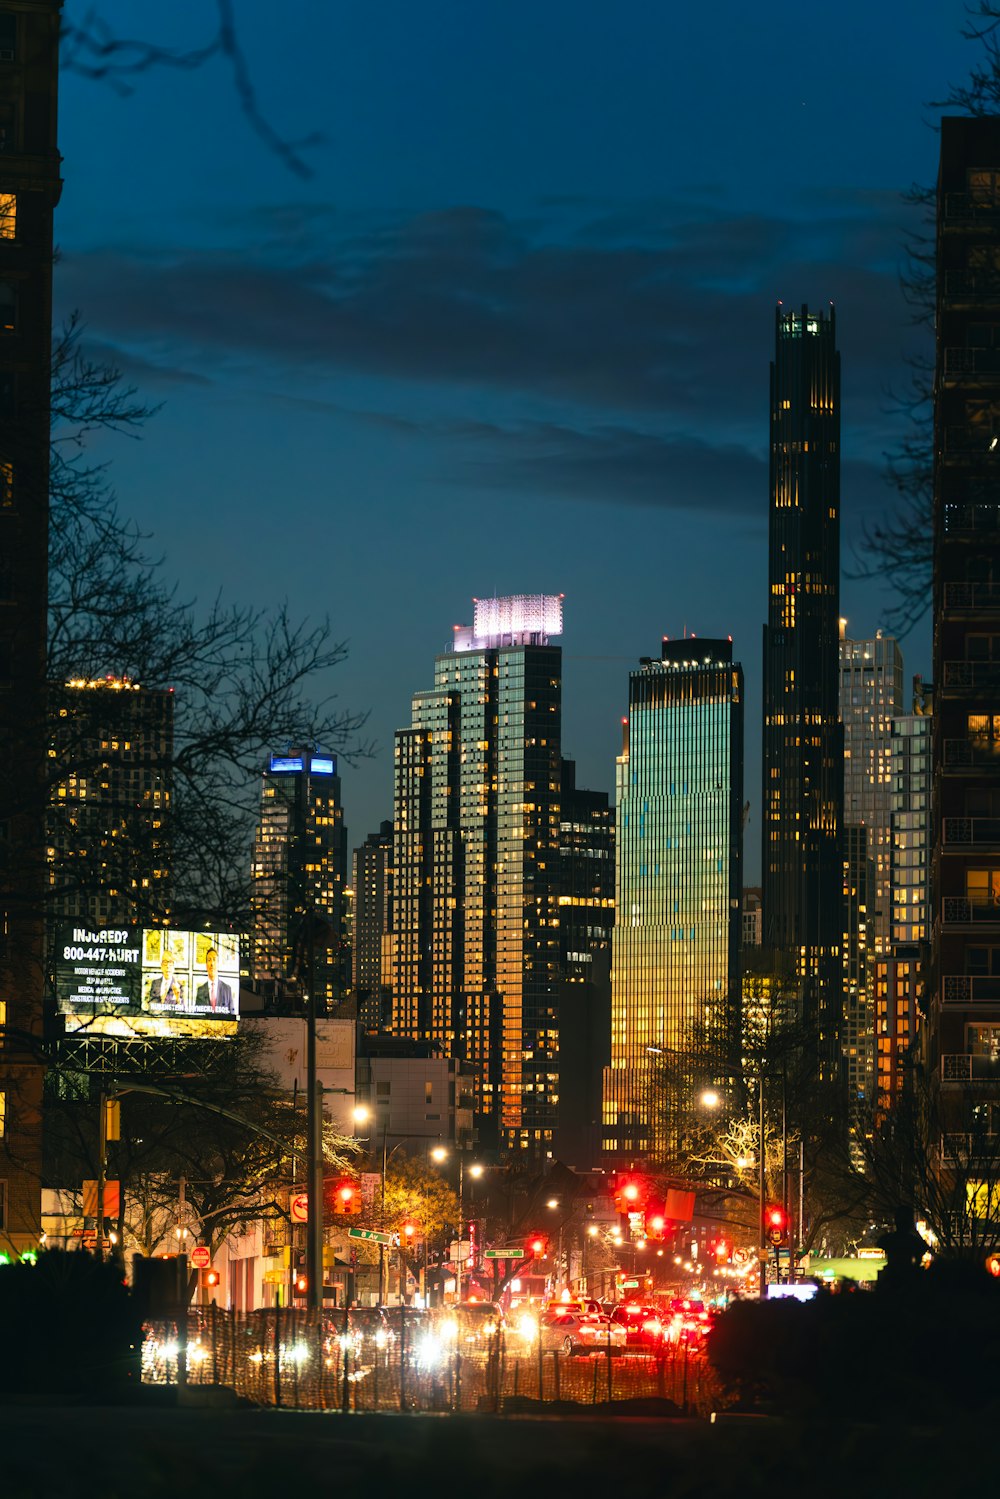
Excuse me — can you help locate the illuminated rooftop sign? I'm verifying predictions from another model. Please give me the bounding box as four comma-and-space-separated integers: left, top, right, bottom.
452, 594, 564, 651
268, 752, 336, 775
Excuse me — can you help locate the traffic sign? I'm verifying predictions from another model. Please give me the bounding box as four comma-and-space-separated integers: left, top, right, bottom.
348, 1226, 394, 1246
484, 1247, 525, 1259
290, 1192, 309, 1223
190, 1245, 211, 1270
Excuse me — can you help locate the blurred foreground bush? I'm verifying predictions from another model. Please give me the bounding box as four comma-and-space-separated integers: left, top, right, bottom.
0, 1250, 141, 1397
708, 1263, 1000, 1420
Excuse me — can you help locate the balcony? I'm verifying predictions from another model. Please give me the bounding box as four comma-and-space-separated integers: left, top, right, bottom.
941, 582, 1000, 612
943, 269, 1000, 303
944, 347, 1000, 379
940, 1053, 1000, 1083
941, 660, 1000, 696
943, 817, 1000, 846
941, 898, 1000, 927
940, 1133, 1000, 1166
943, 738, 1000, 770
944, 502, 1000, 535
944, 192, 1000, 225
942, 425, 1000, 455
941, 974, 1000, 1006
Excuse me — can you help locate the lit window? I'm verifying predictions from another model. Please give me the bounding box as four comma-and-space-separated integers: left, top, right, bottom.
0, 194, 14, 239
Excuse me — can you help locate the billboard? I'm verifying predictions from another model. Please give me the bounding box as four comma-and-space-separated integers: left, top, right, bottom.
56, 924, 240, 1038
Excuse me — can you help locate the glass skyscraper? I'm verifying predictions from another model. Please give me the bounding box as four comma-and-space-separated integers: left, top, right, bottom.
762, 304, 843, 1063
604, 638, 744, 1158
250, 750, 348, 1009
392, 595, 565, 1155
838, 627, 903, 1114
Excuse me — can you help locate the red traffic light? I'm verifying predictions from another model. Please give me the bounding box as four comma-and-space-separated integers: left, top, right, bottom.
402, 1221, 417, 1240
714, 1239, 730, 1263
294, 1273, 308, 1295
527, 1234, 549, 1257
615, 1176, 648, 1214
765, 1206, 787, 1245
332, 1179, 363, 1215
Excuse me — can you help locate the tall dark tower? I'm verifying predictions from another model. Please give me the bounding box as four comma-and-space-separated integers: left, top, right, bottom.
762, 305, 843, 1062
0, 3, 62, 1252
930, 118, 1000, 1155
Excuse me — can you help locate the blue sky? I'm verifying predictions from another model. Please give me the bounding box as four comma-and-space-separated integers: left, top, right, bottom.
54, 1, 974, 877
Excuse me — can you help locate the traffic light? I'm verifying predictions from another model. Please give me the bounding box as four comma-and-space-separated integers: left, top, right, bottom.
614, 1176, 647, 1214
714, 1238, 730, 1264
527, 1233, 549, 1258
294, 1271, 308, 1296
201, 1267, 221, 1289
402, 1221, 418, 1243
646, 1212, 666, 1240
765, 1206, 787, 1245
332, 1180, 362, 1215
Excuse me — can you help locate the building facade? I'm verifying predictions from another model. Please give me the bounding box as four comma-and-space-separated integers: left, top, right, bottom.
352, 821, 393, 1030
47, 677, 173, 928
392, 595, 565, 1155
250, 750, 348, 1009
762, 304, 844, 1063
553, 757, 614, 1166
930, 117, 1000, 1159
604, 638, 744, 1158
838, 628, 903, 1112
876, 680, 933, 1107
0, 2, 62, 1251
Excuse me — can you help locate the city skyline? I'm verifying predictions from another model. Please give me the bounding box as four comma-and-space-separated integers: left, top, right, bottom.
47, 1, 970, 872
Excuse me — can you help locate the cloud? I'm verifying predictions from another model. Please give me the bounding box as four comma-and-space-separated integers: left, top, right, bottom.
435, 416, 891, 525
53, 194, 926, 519
55, 196, 925, 426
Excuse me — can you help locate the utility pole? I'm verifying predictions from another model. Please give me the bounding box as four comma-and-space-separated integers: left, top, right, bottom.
757, 1074, 766, 1300
305, 915, 323, 1319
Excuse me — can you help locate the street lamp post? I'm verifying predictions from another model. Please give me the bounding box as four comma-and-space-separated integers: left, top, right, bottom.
431, 1147, 482, 1302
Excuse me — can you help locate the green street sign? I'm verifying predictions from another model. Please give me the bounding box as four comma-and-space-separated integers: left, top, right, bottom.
348, 1227, 394, 1246
484, 1247, 525, 1259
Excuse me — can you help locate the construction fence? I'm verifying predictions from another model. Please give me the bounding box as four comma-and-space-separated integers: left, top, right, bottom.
142, 1306, 725, 1417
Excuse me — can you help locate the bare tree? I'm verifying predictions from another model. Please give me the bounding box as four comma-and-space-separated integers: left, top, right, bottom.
61, 1, 320, 178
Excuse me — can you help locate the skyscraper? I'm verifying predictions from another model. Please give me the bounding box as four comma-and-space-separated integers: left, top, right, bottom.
876, 676, 932, 1108
0, 2, 62, 1252
553, 758, 614, 1166
352, 820, 393, 1030
930, 117, 1000, 1127
250, 750, 348, 1009
392, 594, 564, 1154
603, 638, 744, 1158
47, 677, 174, 928
762, 304, 843, 1061
838, 627, 903, 1113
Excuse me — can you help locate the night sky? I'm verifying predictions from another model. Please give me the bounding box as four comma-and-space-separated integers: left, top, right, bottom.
54, 1, 974, 879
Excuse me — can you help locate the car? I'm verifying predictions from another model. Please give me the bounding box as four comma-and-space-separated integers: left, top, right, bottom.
664, 1297, 716, 1346
609, 1302, 667, 1350
436, 1301, 506, 1347
538, 1310, 627, 1356
546, 1296, 604, 1317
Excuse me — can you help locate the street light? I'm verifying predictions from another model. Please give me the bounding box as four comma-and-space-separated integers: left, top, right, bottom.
432, 1148, 483, 1301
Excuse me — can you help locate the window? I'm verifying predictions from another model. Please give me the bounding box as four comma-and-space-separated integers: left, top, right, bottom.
0, 193, 14, 240
966, 869, 1000, 907
0, 281, 14, 333
0, 1180, 5, 1231
0, 1088, 4, 1138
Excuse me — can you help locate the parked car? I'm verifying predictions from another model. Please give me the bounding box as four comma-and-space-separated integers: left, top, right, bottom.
538, 1310, 627, 1355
